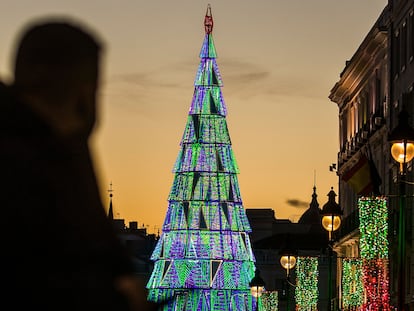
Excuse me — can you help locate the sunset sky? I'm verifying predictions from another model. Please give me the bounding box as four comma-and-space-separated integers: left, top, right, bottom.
0, 0, 387, 234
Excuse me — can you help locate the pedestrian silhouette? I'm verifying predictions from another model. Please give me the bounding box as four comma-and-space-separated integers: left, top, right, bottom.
0, 18, 159, 311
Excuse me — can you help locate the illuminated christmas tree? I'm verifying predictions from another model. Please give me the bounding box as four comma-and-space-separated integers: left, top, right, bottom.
146, 5, 256, 311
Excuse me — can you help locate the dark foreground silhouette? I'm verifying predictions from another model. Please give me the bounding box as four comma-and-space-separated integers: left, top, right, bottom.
0, 19, 161, 311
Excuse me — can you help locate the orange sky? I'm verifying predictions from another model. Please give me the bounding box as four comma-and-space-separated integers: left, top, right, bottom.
0, 1, 387, 234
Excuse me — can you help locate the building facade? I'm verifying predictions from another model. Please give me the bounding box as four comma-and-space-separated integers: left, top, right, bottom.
329, 6, 389, 310
330, 1, 414, 309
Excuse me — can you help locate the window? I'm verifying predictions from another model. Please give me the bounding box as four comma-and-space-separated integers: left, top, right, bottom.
350, 104, 356, 138
410, 11, 414, 59
393, 30, 400, 77
340, 110, 348, 151
375, 71, 382, 115
401, 22, 407, 70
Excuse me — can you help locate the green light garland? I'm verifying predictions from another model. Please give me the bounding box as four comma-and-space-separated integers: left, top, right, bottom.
295, 257, 318, 311
261, 291, 278, 311
359, 196, 388, 259
342, 258, 363, 308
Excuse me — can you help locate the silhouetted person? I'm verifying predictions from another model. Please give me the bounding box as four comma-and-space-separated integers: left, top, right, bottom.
0, 19, 158, 311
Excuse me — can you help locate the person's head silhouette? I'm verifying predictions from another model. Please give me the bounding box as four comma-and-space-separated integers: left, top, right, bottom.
13, 19, 103, 138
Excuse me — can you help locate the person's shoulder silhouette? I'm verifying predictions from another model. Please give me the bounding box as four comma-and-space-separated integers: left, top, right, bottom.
0, 19, 159, 311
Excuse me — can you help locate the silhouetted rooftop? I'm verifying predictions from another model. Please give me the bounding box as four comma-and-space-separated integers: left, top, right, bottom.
253, 230, 328, 251
298, 186, 322, 226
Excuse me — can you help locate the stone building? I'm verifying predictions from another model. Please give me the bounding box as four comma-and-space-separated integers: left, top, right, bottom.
330, 1, 414, 308
329, 5, 389, 309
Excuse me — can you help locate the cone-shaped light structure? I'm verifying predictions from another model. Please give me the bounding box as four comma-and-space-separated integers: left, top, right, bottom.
146, 6, 256, 311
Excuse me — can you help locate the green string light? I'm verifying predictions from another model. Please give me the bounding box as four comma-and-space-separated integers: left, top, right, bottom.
342, 258, 363, 308
359, 196, 388, 259
295, 257, 318, 311
261, 291, 278, 311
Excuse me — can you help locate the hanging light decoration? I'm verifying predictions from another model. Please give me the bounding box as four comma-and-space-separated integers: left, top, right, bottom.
358, 196, 391, 311
342, 258, 363, 309
295, 257, 318, 311
359, 197, 388, 259
261, 292, 278, 311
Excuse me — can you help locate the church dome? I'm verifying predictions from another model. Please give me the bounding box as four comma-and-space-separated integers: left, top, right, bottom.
298, 186, 321, 225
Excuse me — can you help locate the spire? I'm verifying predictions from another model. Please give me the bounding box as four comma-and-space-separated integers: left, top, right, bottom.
298, 185, 321, 225
310, 170, 319, 209
310, 185, 319, 209
107, 182, 114, 220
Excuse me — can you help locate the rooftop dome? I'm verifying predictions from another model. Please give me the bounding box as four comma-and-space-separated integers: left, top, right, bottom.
298, 186, 321, 225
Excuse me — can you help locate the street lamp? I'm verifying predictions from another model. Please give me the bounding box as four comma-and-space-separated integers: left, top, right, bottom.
321, 188, 342, 242
321, 187, 342, 311
389, 109, 414, 174
250, 269, 266, 311
279, 246, 297, 311
388, 108, 414, 311
280, 251, 297, 278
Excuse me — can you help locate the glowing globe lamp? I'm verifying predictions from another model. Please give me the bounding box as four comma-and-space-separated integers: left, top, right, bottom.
388, 109, 414, 173
279, 244, 298, 277
322, 214, 341, 233
280, 255, 297, 272
391, 142, 414, 164
249, 269, 265, 297
321, 188, 342, 241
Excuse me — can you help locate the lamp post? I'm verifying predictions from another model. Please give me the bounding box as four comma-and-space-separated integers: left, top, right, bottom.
279, 247, 297, 311
388, 109, 414, 311
250, 269, 266, 311
321, 188, 342, 311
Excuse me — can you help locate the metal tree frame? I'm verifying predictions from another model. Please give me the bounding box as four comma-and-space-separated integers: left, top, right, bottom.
146, 5, 256, 311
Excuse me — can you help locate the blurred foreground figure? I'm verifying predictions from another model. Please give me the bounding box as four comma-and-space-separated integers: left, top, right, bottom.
0, 19, 158, 311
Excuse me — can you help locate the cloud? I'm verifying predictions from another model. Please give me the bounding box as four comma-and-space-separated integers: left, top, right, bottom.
286, 199, 308, 208
207, 58, 322, 102
100, 58, 322, 117
229, 71, 271, 84
218, 58, 271, 83
105, 59, 270, 96
107, 71, 184, 89
102, 67, 191, 114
